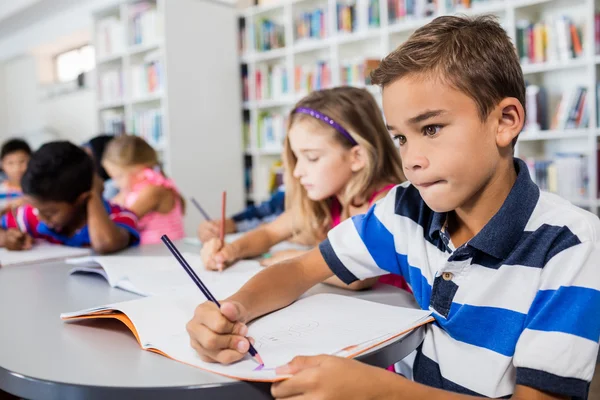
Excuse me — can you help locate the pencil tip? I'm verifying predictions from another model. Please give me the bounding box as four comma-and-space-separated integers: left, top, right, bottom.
254, 354, 264, 365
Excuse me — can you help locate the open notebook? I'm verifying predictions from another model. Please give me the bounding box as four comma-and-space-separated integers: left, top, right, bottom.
67, 253, 263, 296
61, 292, 433, 382
183, 233, 312, 254
0, 241, 91, 267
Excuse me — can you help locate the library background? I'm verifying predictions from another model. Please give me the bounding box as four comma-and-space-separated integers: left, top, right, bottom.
0, 0, 598, 226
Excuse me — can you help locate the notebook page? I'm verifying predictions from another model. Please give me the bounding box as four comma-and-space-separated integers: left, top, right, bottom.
0, 242, 91, 267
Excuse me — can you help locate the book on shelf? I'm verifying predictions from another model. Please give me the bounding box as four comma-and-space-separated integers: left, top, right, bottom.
255, 64, 289, 101
524, 154, 589, 201
387, 0, 437, 24
340, 58, 380, 86
595, 13, 600, 55
551, 87, 588, 130
295, 7, 328, 41
257, 112, 286, 151
129, 1, 162, 47
239, 19, 247, 55
243, 119, 251, 151
98, 69, 124, 104
516, 16, 583, 64
100, 110, 126, 135
253, 18, 285, 52
96, 16, 125, 59
131, 50, 163, 99
295, 61, 331, 95
337, 1, 357, 33
130, 108, 164, 149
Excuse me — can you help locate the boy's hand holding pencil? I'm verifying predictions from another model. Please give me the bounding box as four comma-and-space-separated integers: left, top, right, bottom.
4, 229, 33, 251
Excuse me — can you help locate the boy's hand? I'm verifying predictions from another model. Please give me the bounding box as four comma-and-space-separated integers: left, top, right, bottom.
272, 355, 397, 400
92, 174, 105, 196
186, 301, 253, 364
201, 238, 238, 271
4, 229, 33, 251
197, 219, 237, 242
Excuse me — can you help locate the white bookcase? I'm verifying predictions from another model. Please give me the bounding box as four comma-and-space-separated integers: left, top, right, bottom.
93, 0, 245, 235
239, 0, 600, 215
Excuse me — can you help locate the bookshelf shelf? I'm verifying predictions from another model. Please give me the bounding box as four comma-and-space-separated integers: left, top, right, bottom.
521, 57, 589, 74
97, 53, 124, 65
98, 100, 126, 110
239, 0, 600, 213
131, 91, 163, 104
128, 41, 162, 55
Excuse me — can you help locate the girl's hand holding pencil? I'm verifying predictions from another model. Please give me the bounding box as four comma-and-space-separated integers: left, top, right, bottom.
201, 238, 239, 271
197, 218, 236, 242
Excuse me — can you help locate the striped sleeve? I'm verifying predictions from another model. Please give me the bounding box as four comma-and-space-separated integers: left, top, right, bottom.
107, 203, 140, 246
513, 239, 600, 399
1, 205, 40, 237
318, 186, 400, 284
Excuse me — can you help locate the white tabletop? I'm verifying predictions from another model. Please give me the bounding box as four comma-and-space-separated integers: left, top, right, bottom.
0, 241, 424, 400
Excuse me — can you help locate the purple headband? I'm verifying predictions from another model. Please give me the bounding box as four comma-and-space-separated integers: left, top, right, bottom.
293, 107, 358, 146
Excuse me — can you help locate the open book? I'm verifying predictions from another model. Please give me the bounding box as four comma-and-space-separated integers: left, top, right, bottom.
0, 241, 91, 267
68, 253, 263, 296
61, 292, 433, 382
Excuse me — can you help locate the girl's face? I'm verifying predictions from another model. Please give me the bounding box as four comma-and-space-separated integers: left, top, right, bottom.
102, 161, 143, 191
288, 120, 362, 201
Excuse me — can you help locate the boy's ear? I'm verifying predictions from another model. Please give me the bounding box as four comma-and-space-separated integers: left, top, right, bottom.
495, 97, 525, 149
349, 145, 367, 173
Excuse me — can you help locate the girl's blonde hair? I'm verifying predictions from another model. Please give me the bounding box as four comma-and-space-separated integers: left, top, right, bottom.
284, 86, 405, 241
102, 135, 159, 168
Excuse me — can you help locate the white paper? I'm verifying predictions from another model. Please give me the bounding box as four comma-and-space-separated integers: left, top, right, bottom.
68, 253, 263, 297
0, 242, 91, 267
62, 293, 432, 381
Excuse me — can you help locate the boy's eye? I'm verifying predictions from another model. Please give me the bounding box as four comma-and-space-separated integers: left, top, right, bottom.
393, 135, 407, 146
423, 125, 442, 136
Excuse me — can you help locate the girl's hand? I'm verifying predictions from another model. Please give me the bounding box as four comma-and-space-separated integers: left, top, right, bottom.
201, 238, 239, 271
260, 249, 307, 267
198, 219, 236, 242
272, 355, 399, 400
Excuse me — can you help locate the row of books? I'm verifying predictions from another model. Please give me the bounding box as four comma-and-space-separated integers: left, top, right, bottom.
130, 52, 163, 99
130, 108, 164, 149
129, 1, 162, 46
258, 112, 286, 151
388, 0, 436, 24
340, 58, 380, 86
524, 85, 589, 131
253, 18, 286, 52
295, 61, 332, 94
524, 154, 588, 200
96, 17, 125, 59
98, 69, 124, 104
337, 2, 357, 33
255, 64, 289, 101
100, 110, 126, 136
295, 8, 328, 41
516, 17, 583, 65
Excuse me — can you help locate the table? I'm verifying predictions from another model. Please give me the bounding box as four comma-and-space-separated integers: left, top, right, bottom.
0, 242, 424, 400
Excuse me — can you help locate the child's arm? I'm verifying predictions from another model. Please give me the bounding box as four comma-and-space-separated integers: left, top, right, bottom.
270, 355, 567, 400
125, 185, 170, 219
201, 211, 295, 270
0, 206, 35, 250
87, 191, 135, 254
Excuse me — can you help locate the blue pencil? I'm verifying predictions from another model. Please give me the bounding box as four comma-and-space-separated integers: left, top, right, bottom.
161, 234, 263, 365
191, 197, 212, 221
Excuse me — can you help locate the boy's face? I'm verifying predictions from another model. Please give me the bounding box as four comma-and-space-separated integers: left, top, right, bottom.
1, 151, 30, 184
382, 75, 503, 213
23, 195, 86, 233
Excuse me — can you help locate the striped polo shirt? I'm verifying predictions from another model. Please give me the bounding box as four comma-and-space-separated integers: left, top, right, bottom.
320, 158, 600, 399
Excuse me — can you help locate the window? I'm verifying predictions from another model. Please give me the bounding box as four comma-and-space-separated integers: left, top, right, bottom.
55, 45, 96, 82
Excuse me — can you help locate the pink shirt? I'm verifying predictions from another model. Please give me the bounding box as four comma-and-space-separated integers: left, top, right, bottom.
125, 168, 185, 245
330, 184, 411, 293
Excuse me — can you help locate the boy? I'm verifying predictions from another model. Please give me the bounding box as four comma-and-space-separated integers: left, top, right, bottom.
0, 138, 31, 193
186, 15, 600, 399
0, 141, 139, 254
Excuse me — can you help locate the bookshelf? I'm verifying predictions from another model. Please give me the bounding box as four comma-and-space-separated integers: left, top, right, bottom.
93, 0, 245, 235
238, 0, 600, 216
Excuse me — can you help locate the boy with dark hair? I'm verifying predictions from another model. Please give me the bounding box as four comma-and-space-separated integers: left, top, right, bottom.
0, 141, 139, 254
186, 15, 600, 399
0, 138, 32, 193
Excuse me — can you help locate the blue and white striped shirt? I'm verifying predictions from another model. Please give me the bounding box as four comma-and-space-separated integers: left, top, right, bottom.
319, 158, 600, 399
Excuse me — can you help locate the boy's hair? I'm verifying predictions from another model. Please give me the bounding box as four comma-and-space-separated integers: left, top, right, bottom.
102, 135, 159, 169
284, 87, 405, 241
21, 141, 94, 203
371, 15, 525, 143
1, 138, 32, 160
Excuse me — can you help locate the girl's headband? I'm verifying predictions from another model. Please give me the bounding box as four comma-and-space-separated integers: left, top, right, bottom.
293, 107, 358, 146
